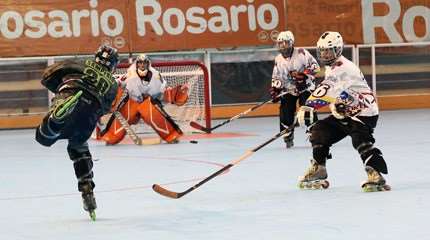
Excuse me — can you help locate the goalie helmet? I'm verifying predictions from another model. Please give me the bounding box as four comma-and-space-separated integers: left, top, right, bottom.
316, 31, 343, 66
136, 54, 151, 78
95, 45, 119, 72
276, 31, 295, 58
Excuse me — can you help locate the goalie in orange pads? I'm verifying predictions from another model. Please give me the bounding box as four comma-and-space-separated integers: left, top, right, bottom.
100, 54, 189, 145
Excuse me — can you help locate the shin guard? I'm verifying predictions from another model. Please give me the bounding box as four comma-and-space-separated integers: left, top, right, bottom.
358, 142, 388, 174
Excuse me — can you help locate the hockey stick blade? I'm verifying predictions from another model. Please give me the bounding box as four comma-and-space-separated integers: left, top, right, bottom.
152, 184, 181, 199
141, 137, 162, 145
152, 163, 234, 199
189, 121, 211, 133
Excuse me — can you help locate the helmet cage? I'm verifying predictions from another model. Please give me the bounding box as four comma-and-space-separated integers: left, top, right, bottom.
136, 59, 150, 71
135, 55, 151, 78
277, 39, 294, 58
317, 45, 342, 66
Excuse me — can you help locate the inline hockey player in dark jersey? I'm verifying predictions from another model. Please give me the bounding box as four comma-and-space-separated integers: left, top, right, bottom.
35, 45, 119, 220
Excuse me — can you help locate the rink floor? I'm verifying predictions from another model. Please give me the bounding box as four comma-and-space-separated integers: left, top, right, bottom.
1, 109, 429, 240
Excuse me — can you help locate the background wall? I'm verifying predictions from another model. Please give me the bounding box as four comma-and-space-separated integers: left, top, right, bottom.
0, 0, 429, 129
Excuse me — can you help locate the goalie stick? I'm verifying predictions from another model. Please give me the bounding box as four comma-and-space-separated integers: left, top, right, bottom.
190, 91, 288, 133
152, 119, 295, 199
113, 111, 162, 145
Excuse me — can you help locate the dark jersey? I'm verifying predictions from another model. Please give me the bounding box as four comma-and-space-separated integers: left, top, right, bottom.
42, 59, 118, 115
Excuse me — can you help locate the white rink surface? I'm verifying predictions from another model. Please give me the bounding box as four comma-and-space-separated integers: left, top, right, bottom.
1, 109, 429, 240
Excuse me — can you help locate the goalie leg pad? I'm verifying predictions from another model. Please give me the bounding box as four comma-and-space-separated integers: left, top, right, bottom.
101, 98, 140, 145
138, 97, 183, 143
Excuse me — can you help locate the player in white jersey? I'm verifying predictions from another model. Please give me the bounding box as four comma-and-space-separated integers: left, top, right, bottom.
123, 54, 166, 102
296, 31, 390, 192
100, 54, 188, 145
270, 31, 320, 148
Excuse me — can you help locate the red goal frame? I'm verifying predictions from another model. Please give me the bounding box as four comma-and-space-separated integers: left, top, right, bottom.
115, 60, 211, 132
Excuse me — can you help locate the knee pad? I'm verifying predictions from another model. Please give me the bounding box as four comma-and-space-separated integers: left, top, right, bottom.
358, 143, 388, 174
35, 118, 61, 146
312, 144, 331, 165
68, 147, 94, 180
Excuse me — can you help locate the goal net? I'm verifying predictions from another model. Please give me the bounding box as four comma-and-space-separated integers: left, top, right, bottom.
97, 60, 211, 137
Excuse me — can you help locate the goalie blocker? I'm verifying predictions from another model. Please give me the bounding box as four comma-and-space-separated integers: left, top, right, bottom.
100, 89, 183, 145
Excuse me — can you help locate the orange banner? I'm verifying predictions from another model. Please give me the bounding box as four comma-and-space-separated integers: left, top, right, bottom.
0, 1, 131, 56
0, 0, 285, 57
0, 0, 428, 57
287, 0, 429, 46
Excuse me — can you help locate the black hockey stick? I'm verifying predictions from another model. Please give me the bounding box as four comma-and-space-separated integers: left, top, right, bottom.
152, 120, 295, 199
98, 88, 129, 136
190, 91, 288, 133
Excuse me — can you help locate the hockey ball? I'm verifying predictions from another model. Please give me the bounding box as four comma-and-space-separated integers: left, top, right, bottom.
189, 140, 198, 144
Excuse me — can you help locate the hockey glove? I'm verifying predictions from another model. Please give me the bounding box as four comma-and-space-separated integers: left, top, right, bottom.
290, 71, 308, 92
297, 106, 317, 126
330, 91, 363, 120
270, 78, 283, 103
330, 102, 362, 120
330, 102, 347, 119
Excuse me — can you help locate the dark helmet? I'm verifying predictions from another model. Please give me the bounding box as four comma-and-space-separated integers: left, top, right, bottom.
95, 45, 119, 72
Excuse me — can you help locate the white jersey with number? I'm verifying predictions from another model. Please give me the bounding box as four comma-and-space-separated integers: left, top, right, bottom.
272, 48, 320, 95
306, 56, 379, 117
124, 63, 166, 103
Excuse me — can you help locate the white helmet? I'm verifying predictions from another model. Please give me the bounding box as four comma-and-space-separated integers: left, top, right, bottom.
276, 31, 295, 58
316, 31, 343, 66
135, 54, 151, 77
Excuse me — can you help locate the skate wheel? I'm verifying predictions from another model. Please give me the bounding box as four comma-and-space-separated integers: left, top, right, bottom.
362, 183, 391, 192
89, 211, 96, 221
362, 184, 379, 192
312, 182, 322, 189
321, 181, 330, 189
298, 182, 305, 189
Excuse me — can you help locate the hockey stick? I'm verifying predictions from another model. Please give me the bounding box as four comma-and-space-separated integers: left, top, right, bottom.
99, 88, 129, 136
190, 91, 288, 133
113, 111, 141, 145
113, 111, 162, 145
152, 120, 295, 199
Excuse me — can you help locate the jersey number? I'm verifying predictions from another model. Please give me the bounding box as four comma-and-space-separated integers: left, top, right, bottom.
83, 60, 115, 96
312, 84, 330, 98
